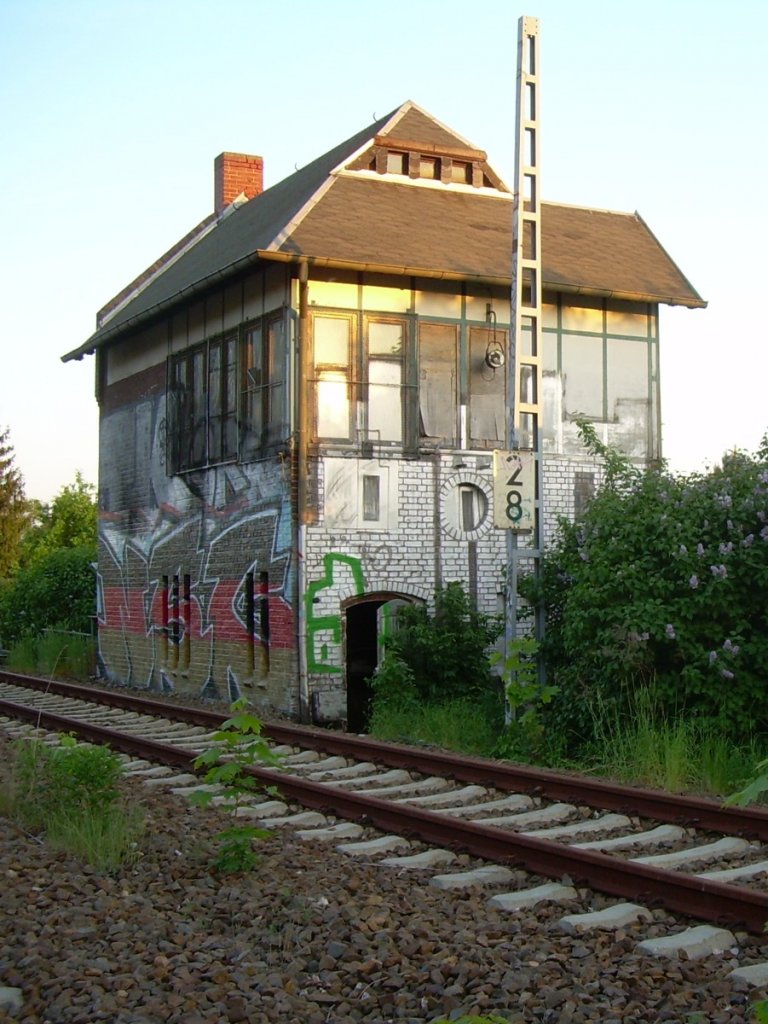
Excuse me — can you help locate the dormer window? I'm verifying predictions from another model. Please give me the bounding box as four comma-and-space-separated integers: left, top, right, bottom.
387, 151, 408, 175
366, 134, 501, 191
420, 156, 440, 180
451, 160, 472, 185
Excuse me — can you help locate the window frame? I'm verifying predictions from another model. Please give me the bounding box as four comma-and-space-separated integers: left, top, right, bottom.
241, 314, 287, 459
310, 308, 415, 450
417, 320, 459, 446
167, 312, 287, 475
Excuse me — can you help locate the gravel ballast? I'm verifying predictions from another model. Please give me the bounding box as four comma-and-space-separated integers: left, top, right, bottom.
2, 740, 768, 1023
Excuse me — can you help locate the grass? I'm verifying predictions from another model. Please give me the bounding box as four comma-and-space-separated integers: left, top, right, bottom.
369, 696, 503, 756
45, 803, 144, 871
6, 629, 95, 680
6, 633, 38, 673
369, 688, 761, 801
4, 736, 144, 872
583, 693, 763, 798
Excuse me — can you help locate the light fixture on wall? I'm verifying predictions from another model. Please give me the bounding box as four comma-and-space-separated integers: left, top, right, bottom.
484, 304, 505, 369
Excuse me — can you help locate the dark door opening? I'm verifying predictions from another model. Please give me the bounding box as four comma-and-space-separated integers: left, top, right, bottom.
345, 601, 382, 733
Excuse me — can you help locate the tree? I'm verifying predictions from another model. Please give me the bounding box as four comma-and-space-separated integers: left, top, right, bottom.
0, 427, 30, 580
20, 472, 97, 568
0, 545, 96, 645
523, 423, 768, 751
372, 583, 503, 707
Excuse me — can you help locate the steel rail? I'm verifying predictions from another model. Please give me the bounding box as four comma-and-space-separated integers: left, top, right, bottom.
3, 696, 768, 935
5, 672, 768, 841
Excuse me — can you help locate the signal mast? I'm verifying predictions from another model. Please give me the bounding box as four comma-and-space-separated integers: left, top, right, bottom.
494, 15, 544, 658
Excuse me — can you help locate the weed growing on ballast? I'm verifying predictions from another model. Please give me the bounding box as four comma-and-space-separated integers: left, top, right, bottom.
190, 699, 282, 874
492, 636, 558, 762
6, 733, 143, 870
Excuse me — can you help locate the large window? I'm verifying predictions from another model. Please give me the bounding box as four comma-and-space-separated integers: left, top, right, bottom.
366, 317, 404, 443
169, 332, 238, 472
418, 322, 458, 444
313, 313, 353, 440
241, 317, 286, 459
311, 311, 412, 446
168, 314, 286, 473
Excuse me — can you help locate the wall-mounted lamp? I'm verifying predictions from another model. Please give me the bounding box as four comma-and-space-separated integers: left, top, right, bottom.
484, 303, 505, 369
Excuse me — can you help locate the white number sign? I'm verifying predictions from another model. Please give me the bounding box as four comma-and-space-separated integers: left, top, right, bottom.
493, 450, 535, 531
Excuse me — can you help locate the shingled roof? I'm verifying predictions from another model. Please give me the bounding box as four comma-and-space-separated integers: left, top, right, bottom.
63, 101, 705, 362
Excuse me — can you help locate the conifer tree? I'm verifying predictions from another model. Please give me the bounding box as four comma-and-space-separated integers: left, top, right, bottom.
0, 427, 30, 579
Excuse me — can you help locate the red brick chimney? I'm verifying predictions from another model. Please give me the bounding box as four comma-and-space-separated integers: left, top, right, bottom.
214, 152, 264, 214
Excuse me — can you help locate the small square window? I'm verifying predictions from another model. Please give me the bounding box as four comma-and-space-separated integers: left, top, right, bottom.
387, 151, 407, 175
451, 161, 472, 184
574, 471, 595, 517
420, 156, 440, 180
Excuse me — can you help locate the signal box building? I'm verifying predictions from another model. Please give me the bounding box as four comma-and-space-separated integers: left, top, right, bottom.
64, 102, 704, 728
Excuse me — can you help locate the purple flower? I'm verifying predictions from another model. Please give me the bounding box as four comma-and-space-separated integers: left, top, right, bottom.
743, 534, 755, 547
716, 495, 732, 509
723, 639, 740, 655
689, 575, 699, 589
761, 526, 768, 541
710, 564, 728, 579
727, 519, 734, 531
679, 544, 688, 555
719, 542, 733, 556
697, 543, 705, 556
665, 623, 676, 640
720, 669, 735, 680
708, 651, 718, 665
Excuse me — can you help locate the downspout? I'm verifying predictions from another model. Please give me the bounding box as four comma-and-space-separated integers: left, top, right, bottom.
296, 258, 310, 721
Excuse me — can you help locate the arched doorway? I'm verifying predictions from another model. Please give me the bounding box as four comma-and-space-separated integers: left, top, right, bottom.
344, 593, 415, 733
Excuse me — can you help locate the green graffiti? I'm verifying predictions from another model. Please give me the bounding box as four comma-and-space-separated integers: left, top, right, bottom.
305, 552, 365, 673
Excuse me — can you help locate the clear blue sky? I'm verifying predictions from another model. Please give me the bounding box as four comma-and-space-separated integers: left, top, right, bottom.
1, 0, 765, 501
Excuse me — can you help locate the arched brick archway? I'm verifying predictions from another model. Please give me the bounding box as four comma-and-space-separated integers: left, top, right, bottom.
343, 591, 421, 732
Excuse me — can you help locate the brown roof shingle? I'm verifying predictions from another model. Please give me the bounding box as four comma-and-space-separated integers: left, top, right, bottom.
64, 101, 704, 362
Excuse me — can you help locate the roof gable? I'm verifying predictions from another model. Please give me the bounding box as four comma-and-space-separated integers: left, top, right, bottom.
64, 102, 704, 362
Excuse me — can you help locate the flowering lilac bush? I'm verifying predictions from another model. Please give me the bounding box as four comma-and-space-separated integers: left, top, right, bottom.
523, 424, 768, 753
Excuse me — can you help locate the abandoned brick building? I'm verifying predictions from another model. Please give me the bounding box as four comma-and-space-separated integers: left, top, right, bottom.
64, 101, 705, 727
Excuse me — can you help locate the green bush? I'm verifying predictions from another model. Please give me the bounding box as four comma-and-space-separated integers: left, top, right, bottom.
0, 544, 95, 647
8, 735, 143, 870
371, 582, 502, 709
524, 424, 768, 753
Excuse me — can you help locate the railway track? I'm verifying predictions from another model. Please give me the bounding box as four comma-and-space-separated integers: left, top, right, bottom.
3, 670, 768, 975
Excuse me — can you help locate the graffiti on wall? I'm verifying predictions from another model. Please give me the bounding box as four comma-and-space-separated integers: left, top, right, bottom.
97, 395, 294, 700
305, 552, 365, 673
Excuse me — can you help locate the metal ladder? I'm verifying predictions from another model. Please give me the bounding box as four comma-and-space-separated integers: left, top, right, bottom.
503, 14, 545, 653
